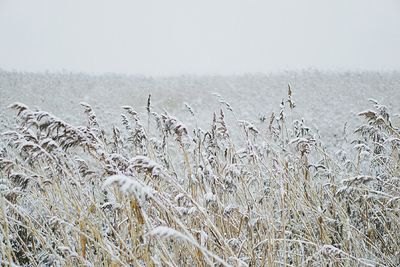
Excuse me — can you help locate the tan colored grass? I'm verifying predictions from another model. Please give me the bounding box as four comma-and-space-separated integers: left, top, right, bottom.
0, 90, 399, 266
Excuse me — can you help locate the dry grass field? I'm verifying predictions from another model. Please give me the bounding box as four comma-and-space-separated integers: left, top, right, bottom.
0, 70, 400, 266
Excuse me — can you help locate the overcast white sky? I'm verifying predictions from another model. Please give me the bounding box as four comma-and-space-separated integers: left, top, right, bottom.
0, 0, 399, 75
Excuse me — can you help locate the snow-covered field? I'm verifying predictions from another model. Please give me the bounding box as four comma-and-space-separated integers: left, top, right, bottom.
1, 70, 399, 143
0, 70, 400, 266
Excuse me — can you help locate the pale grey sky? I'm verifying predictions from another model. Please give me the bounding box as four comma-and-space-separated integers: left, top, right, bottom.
0, 0, 399, 75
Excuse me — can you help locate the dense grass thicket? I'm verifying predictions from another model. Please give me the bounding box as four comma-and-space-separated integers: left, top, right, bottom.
0, 86, 399, 266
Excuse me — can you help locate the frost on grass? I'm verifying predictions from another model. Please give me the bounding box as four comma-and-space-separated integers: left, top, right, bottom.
103, 174, 154, 200
0, 86, 399, 266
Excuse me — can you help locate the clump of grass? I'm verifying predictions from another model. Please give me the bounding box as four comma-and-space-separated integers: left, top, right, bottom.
0, 88, 399, 266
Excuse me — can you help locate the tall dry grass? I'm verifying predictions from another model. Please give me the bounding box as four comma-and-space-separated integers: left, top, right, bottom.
0, 88, 399, 266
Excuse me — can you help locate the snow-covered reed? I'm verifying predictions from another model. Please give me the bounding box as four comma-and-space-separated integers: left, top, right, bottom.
0, 87, 399, 266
